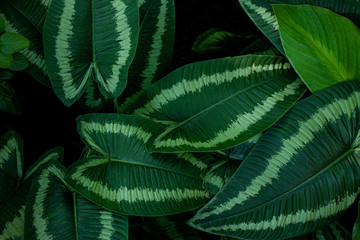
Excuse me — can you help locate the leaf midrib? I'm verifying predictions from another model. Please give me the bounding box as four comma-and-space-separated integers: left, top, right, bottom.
215, 147, 357, 221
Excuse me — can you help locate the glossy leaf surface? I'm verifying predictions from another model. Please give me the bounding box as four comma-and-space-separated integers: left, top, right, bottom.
274, 4, 360, 92
66, 113, 212, 216
44, 0, 139, 106
189, 80, 360, 239
126, 55, 306, 152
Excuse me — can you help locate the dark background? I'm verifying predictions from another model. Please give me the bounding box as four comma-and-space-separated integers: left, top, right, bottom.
0, 0, 357, 236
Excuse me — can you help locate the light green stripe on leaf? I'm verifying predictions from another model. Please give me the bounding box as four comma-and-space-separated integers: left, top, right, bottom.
153, 78, 302, 149
193, 90, 359, 221
98, 211, 115, 239
201, 192, 358, 232
133, 62, 291, 116
0, 205, 25, 240
242, 0, 278, 30
175, 152, 208, 171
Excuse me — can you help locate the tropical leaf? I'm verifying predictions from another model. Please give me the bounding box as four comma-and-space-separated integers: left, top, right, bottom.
192, 28, 257, 54
116, 0, 175, 113
9, 52, 29, 71
353, 201, 360, 240
240, 37, 282, 56
227, 133, 262, 160
125, 55, 306, 152
0, 0, 50, 85
0, 51, 12, 69
78, 79, 107, 112
65, 113, 212, 216
0, 32, 30, 55
0, 81, 21, 115
313, 221, 351, 240
188, 80, 360, 239
43, 0, 139, 106
25, 157, 129, 239
0, 71, 14, 80
238, 0, 360, 53
274, 4, 360, 92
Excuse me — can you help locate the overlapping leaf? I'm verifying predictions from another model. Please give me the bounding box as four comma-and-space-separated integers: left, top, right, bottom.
44, 0, 139, 106
25, 157, 128, 239
66, 113, 212, 216
116, 0, 175, 112
274, 4, 360, 92
189, 80, 360, 239
0, 0, 50, 85
313, 221, 351, 240
125, 55, 306, 152
238, 0, 360, 53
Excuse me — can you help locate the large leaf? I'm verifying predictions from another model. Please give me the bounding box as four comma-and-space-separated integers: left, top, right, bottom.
0, 0, 50, 85
44, 0, 139, 106
116, 0, 175, 112
125, 55, 306, 152
274, 4, 360, 92
25, 158, 129, 239
65, 113, 212, 216
188, 80, 360, 239
238, 0, 360, 53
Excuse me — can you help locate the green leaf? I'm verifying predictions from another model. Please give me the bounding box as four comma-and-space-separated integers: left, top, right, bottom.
353, 201, 360, 239
9, 52, 29, 71
43, 0, 139, 107
25, 159, 129, 240
273, 4, 360, 92
192, 28, 257, 54
0, 81, 21, 115
228, 133, 262, 160
0, 51, 13, 69
66, 113, 212, 216
240, 37, 282, 56
313, 221, 351, 240
0, 32, 30, 54
188, 80, 360, 239
116, 0, 175, 113
0, 0, 51, 86
238, 0, 360, 53
78, 79, 106, 112
0, 70, 14, 80
125, 55, 306, 152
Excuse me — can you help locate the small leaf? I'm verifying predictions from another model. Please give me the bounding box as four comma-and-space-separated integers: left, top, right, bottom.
0, 32, 30, 54
9, 52, 29, 71
273, 4, 360, 92
0, 51, 13, 69
0, 70, 14, 80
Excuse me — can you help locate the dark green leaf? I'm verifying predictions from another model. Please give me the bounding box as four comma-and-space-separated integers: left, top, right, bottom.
44, 0, 139, 106
0, 70, 14, 80
0, 51, 12, 69
9, 52, 29, 71
189, 80, 360, 239
313, 221, 351, 240
0, 32, 30, 54
0, 81, 21, 115
353, 201, 360, 240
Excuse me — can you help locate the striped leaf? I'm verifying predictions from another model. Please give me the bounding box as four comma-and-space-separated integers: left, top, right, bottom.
240, 37, 282, 56
274, 4, 360, 93
188, 80, 360, 239
0, 132, 62, 240
0, 0, 50, 86
313, 221, 351, 240
66, 113, 212, 216
25, 158, 129, 239
116, 0, 175, 113
238, 0, 360, 53
44, 0, 139, 107
228, 133, 262, 160
125, 55, 306, 152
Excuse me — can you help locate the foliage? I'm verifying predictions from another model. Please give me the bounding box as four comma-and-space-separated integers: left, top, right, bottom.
0, 0, 360, 240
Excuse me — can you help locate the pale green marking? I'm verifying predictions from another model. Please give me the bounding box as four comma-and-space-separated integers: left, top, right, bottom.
71, 158, 210, 203
153, 78, 302, 149
0, 138, 18, 170
100, 0, 132, 95
140, 0, 168, 89
133, 62, 291, 116
98, 211, 115, 239
55, 0, 83, 100
193, 90, 360, 221
175, 152, 208, 170
0, 13, 47, 74
197, 192, 358, 232
204, 172, 224, 190
39, 0, 52, 8
33, 165, 64, 240
84, 82, 102, 108
80, 121, 153, 153
0, 205, 25, 240
24, 152, 60, 180
137, 0, 146, 8
242, 0, 278, 30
